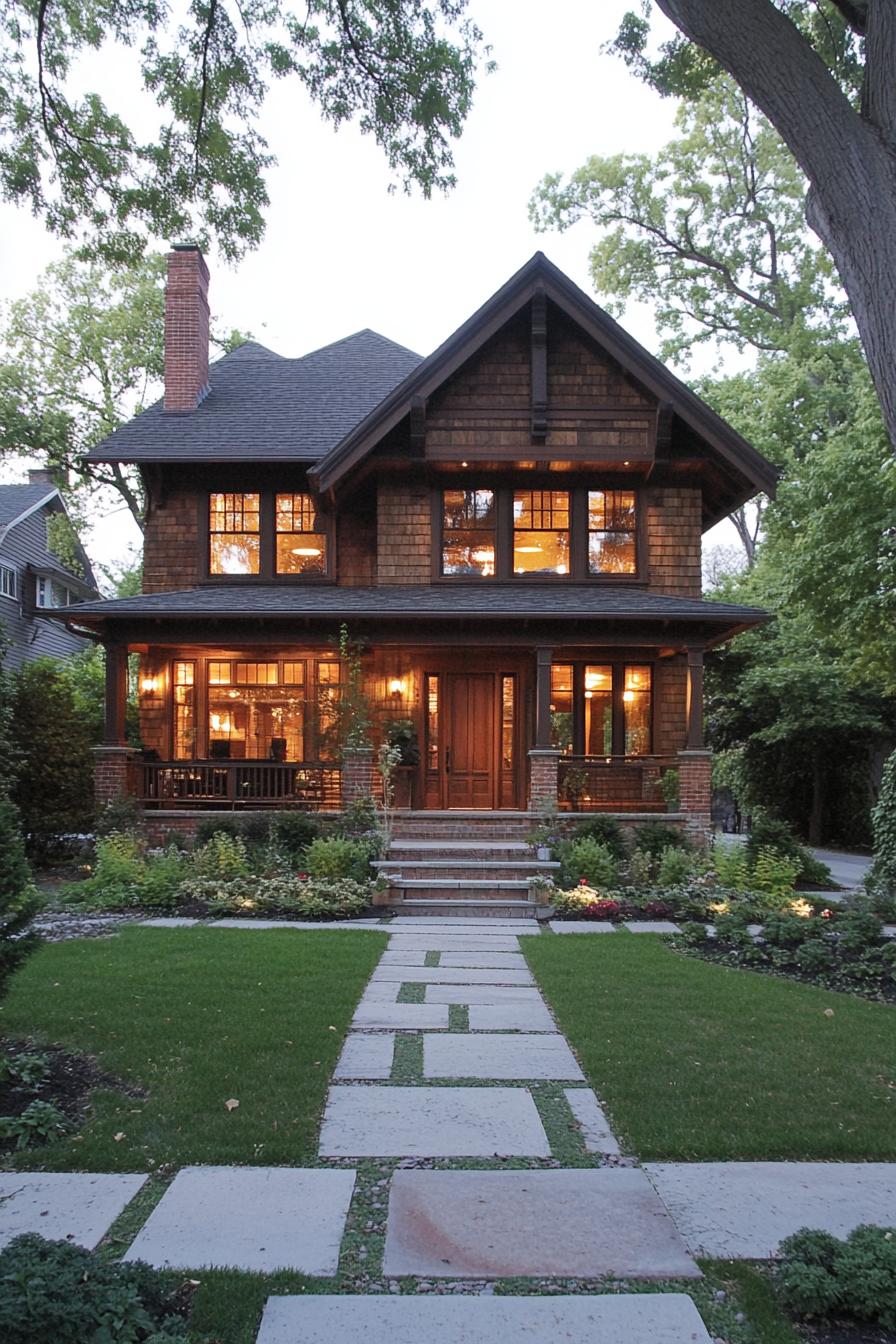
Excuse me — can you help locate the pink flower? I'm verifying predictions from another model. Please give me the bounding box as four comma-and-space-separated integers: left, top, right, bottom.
297, 872, 309, 881
578, 877, 588, 886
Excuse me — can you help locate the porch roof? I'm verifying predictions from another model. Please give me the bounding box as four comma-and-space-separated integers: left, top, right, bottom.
60, 583, 767, 637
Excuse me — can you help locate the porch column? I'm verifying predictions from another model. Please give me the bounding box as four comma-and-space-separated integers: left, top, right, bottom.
95, 640, 135, 810
676, 749, 713, 843
685, 646, 705, 751
103, 641, 128, 746
535, 646, 553, 749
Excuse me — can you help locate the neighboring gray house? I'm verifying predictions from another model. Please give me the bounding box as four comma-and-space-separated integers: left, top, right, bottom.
0, 471, 100, 671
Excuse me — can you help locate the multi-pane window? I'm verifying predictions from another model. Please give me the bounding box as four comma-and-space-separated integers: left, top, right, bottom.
441, 489, 496, 577
0, 566, 16, 599
209, 493, 260, 575
588, 490, 637, 574
513, 491, 570, 575
553, 661, 652, 757
202, 659, 343, 761
173, 661, 196, 759
623, 665, 652, 754
584, 665, 613, 756
549, 664, 574, 753
276, 493, 327, 575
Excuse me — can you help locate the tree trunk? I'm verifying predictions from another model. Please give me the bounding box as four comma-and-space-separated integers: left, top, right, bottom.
655, 0, 896, 450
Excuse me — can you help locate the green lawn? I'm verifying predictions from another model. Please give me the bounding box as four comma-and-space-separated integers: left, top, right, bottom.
525, 933, 896, 1161
0, 926, 386, 1171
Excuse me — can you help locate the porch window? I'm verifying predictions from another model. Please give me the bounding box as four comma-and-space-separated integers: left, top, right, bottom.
207, 660, 306, 760
209, 493, 260, 574
426, 674, 440, 773
549, 664, 574, 753
584, 665, 613, 755
172, 661, 196, 759
587, 490, 637, 574
276, 493, 327, 575
441, 489, 496, 576
513, 491, 569, 575
623, 664, 652, 754
315, 660, 342, 760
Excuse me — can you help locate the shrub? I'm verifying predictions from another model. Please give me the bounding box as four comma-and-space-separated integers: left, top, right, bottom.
869, 749, 896, 901
0, 797, 39, 1000
191, 832, 250, 880
746, 814, 832, 886
835, 909, 883, 954
657, 845, 693, 887
7, 660, 95, 859
712, 842, 751, 891
678, 921, 709, 946
558, 836, 618, 888
752, 846, 801, 899
761, 911, 813, 949
138, 847, 188, 909
271, 811, 321, 857
627, 847, 654, 887
0, 1099, 69, 1150
62, 832, 145, 909
795, 938, 836, 974
568, 815, 626, 861
182, 875, 372, 919
777, 1225, 896, 1330
194, 815, 242, 847
338, 793, 379, 838
95, 794, 144, 837
632, 822, 688, 859
305, 836, 373, 882
1, 1050, 50, 1087
0, 1233, 189, 1342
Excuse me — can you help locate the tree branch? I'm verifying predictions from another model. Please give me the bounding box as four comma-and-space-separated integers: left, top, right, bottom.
194, 0, 219, 181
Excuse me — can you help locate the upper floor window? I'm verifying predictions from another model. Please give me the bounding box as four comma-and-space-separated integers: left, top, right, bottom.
588, 490, 637, 574
441, 489, 496, 577
36, 576, 78, 608
513, 491, 569, 575
276, 493, 327, 575
0, 565, 16, 600
438, 486, 640, 580
209, 493, 260, 575
207, 490, 329, 579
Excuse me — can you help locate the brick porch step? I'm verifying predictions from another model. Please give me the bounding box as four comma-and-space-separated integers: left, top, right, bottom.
375, 860, 560, 881
393, 899, 541, 919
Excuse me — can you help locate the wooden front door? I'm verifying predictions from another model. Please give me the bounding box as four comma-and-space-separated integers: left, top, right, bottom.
446, 673, 495, 809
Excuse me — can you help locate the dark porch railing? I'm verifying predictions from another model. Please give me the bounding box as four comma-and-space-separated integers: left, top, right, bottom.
130, 760, 342, 810
558, 754, 677, 812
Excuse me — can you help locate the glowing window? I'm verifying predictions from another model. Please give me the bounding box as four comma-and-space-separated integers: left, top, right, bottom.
549, 664, 574, 753
441, 490, 496, 576
513, 491, 570, 575
623, 664, 651, 755
276, 493, 327, 575
209, 493, 260, 574
588, 491, 636, 574
584, 664, 613, 756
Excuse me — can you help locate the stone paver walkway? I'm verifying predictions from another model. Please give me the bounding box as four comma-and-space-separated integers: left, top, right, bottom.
7, 912, 896, 1344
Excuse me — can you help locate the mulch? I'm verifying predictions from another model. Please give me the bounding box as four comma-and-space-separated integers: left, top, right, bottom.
801, 1325, 896, 1344
0, 1038, 144, 1155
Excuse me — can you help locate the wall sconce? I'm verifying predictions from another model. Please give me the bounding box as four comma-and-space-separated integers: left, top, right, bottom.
388, 677, 405, 699
140, 675, 159, 694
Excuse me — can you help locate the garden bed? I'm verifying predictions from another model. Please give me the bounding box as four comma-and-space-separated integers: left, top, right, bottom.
0, 1039, 143, 1155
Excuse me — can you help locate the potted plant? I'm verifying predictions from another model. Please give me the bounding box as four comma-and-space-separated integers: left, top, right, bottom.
385, 717, 420, 767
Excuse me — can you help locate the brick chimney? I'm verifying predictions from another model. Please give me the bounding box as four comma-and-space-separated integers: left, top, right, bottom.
28, 468, 56, 485
164, 244, 210, 412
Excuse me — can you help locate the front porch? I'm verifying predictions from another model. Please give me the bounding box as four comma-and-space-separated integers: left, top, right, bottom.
93, 635, 713, 836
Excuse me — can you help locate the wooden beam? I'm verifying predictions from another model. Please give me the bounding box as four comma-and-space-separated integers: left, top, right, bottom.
535, 645, 553, 747
685, 645, 705, 750
530, 287, 548, 442
409, 396, 427, 455
103, 642, 129, 746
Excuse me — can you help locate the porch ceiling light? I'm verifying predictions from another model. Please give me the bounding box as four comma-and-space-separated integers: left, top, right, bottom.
290, 546, 322, 556
515, 545, 543, 554
471, 548, 494, 563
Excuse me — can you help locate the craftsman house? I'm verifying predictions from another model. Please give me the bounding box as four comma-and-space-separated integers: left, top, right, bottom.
66, 246, 774, 844
0, 472, 99, 671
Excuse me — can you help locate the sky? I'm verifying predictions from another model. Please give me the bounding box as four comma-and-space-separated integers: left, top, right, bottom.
0, 0, 740, 575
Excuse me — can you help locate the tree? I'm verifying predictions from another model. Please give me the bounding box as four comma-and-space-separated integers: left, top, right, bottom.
530, 74, 850, 564
8, 659, 96, 859
0, 796, 38, 1002
609, 1, 896, 451
0, 250, 247, 531
0, 0, 489, 263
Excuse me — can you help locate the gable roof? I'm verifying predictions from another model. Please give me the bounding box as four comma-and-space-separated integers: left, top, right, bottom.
0, 483, 99, 591
0, 484, 58, 538
88, 330, 423, 464
310, 252, 779, 505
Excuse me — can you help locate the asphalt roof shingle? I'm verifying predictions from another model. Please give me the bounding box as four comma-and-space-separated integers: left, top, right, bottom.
0, 484, 56, 530
63, 583, 767, 625
87, 331, 423, 464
